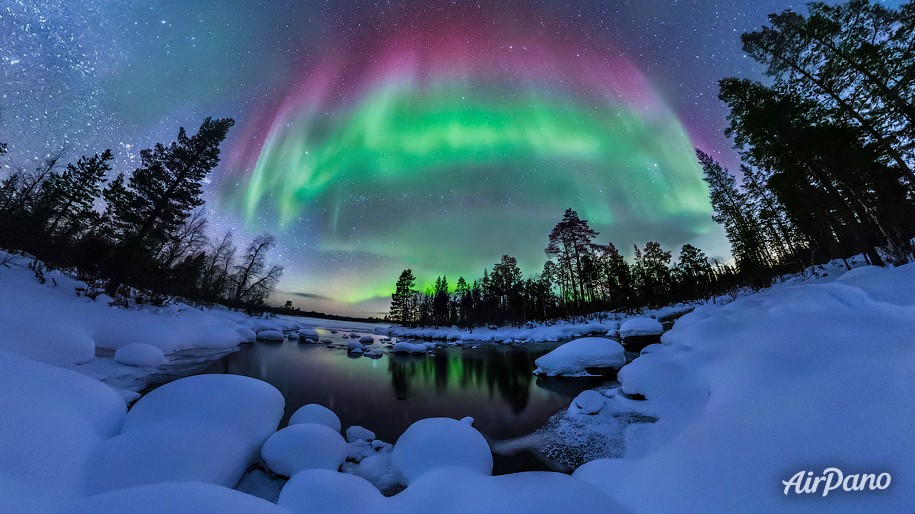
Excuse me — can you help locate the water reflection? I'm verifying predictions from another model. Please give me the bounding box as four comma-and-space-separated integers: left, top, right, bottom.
206, 339, 613, 442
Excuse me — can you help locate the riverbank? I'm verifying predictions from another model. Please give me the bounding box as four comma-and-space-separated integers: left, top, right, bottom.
2, 250, 913, 511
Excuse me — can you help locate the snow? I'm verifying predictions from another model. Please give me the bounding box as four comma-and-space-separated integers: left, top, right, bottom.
298, 328, 319, 340
84, 374, 285, 494
114, 343, 165, 367
568, 262, 915, 511
289, 403, 342, 432
532, 337, 625, 377
256, 329, 285, 341
346, 425, 376, 443
0, 251, 299, 371
278, 469, 385, 513
391, 417, 493, 483
261, 423, 347, 476
0, 351, 126, 512
389, 466, 623, 513
570, 390, 606, 415
66, 481, 289, 514
391, 341, 433, 354
618, 317, 663, 338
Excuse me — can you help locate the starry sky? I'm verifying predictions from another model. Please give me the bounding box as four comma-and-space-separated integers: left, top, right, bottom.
3, 0, 897, 316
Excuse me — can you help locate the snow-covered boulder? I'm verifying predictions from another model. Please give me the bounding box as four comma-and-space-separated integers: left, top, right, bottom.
236, 327, 257, 343
84, 375, 284, 495
261, 423, 347, 476
256, 329, 284, 341
533, 337, 625, 377
289, 403, 342, 432
114, 343, 165, 367
0, 352, 126, 511
84, 424, 255, 494
358, 335, 374, 344
570, 390, 606, 415
298, 328, 320, 340
347, 340, 366, 352
346, 426, 376, 443
619, 317, 663, 338
278, 469, 385, 513
392, 342, 431, 354
391, 417, 492, 483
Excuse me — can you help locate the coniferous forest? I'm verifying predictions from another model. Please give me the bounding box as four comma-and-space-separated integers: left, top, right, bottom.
389, 0, 915, 327
0, 118, 284, 310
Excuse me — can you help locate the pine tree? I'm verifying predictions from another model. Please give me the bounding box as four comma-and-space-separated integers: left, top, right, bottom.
390, 269, 417, 324
546, 208, 598, 312
37, 150, 112, 237
110, 117, 234, 251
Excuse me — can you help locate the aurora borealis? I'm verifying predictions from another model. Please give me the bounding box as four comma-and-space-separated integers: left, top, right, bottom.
2, 0, 840, 315
220, 10, 715, 307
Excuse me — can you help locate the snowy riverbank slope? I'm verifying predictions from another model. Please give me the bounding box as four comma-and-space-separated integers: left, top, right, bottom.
570, 262, 915, 512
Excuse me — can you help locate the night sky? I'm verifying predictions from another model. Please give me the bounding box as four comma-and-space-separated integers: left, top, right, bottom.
2, 1, 898, 316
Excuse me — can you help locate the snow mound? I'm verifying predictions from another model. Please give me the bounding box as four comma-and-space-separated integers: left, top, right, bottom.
391, 418, 492, 483
255, 329, 284, 341
66, 481, 288, 514
261, 423, 347, 476
278, 469, 385, 513
84, 374, 284, 494
289, 403, 342, 432
391, 466, 621, 513
347, 340, 366, 352
570, 390, 606, 415
236, 327, 257, 343
619, 317, 663, 338
392, 342, 431, 354
114, 343, 165, 367
0, 352, 126, 511
533, 337, 625, 377
346, 426, 376, 443
84, 424, 253, 494
123, 374, 284, 442
298, 328, 319, 340
358, 335, 375, 343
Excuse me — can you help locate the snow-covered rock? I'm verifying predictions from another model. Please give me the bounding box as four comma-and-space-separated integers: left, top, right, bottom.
261, 423, 347, 476
392, 342, 431, 354
618, 317, 663, 338
256, 329, 284, 341
236, 327, 257, 343
278, 469, 385, 513
570, 390, 606, 415
289, 403, 342, 432
358, 335, 374, 343
0, 352, 126, 512
347, 340, 366, 352
533, 337, 625, 377
346, 426, 376, 443
298, 328, 320, 340
114, 343, 165, 367
391, 418, 492, 483
84, 374, 284, 495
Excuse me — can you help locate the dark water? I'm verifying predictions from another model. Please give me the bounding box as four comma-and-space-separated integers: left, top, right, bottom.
202, 335, 614, 444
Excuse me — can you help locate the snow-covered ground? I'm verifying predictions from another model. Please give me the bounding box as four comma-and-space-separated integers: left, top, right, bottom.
385, 304, 694, 344
2, 248, 913, 511
544, 259, 915, 511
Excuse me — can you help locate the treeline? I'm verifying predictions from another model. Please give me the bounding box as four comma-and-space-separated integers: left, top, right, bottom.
388, 208, 742, 327
701, 0, 915, 283
0, 118, 283, 309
